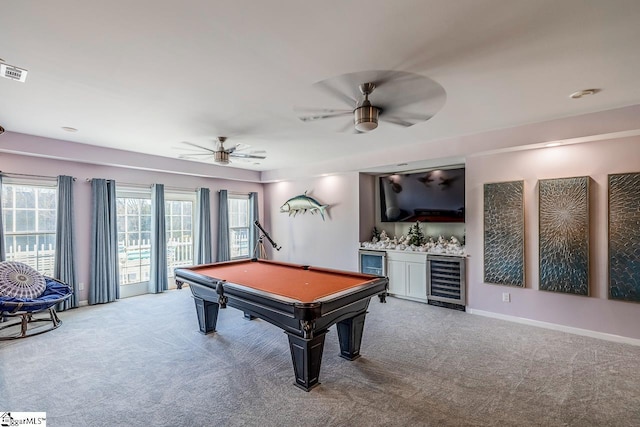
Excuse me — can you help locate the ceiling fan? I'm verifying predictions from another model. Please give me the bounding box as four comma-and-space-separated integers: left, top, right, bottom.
295, 70, 446, 133
178, 137, 266, 165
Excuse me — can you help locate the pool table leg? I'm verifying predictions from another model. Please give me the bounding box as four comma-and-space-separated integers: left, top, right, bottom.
193, 297, 219, 334
286, 331, 326, 391
336, 312, 367, 360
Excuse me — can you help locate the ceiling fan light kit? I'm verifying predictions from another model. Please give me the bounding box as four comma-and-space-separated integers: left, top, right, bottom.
354, 104, 379, 132
214, 150, 230, 164
354, 82, 379, 132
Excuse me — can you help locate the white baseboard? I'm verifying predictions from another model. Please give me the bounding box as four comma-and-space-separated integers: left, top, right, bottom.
79, 300, 89, 307
467, 308, 640, 347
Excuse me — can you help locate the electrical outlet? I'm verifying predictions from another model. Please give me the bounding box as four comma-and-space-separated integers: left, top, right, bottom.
79, 282, 84, 291
502, 292, 510, 302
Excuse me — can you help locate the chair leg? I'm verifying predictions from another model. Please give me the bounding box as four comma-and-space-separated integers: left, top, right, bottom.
20, 313, 30, 338
49, 308, 61, 327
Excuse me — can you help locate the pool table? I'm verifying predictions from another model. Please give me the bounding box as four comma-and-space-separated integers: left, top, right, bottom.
174, 258, 388, 391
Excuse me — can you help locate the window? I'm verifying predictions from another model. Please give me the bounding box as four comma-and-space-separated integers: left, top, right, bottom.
165, 195, 194, 277
228, 194, 250, 259
117, 188, 196, 288
117, 191, 151, 286
2, 180, 57, 276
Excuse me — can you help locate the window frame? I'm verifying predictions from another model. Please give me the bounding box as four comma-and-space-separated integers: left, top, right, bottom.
164, 190, 196, 278
228, 193, 251, 259
116, 187, 153, 288
1, 177, 58, 276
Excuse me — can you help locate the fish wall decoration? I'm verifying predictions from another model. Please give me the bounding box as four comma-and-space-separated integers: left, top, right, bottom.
280, 191, 329, 220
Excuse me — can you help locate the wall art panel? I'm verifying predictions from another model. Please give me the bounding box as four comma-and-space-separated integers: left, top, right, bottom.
608, 172, 640, 303
484, 181, 525, 287
538, 176, 589, 295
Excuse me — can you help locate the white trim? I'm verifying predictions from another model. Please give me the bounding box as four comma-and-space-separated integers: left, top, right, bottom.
79, 300, 89, 307
467, 308, 640, 347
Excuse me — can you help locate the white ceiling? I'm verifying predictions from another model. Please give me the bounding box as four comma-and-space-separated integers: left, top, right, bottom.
1, 0, 640, 178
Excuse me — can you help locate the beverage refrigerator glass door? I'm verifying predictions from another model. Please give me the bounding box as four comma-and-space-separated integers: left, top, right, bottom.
358, 250, 386, 276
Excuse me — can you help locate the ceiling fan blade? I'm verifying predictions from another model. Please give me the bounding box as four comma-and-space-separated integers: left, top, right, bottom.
315, 80, 357, 108
380, 116, 421, 127
231, 142, 255, 152
294, 106, 352, 114
230, 152, 267, 159
225, 143, 241, 154
298, 111, 353, 122
376, 79, 447, 113
374, 70, 423, 88
181, 141, 215, 153
386, 112, 433, 121
180, 154, 215, 160
179, 153, 218, 157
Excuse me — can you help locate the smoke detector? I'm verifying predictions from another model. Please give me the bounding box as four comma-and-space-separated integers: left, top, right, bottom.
0, 61, 28, 82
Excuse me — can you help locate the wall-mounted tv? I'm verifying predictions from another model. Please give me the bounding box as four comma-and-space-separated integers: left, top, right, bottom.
379, 168, 465, 223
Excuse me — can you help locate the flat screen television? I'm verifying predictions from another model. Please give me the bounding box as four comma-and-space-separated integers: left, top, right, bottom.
379, 168, 465, 222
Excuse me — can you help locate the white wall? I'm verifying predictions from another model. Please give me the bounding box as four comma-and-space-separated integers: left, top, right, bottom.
466, 136, 640, 340
264, 173, 360, 271
0, 150, 263, 303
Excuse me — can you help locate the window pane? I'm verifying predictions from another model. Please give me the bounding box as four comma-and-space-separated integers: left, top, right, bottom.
171, 216, 181, 230
126, 199, 139, 215
141, 215, 151, 232
2, 186, 13, 207
15, 210, 35, 232
127, 216, 140, 232
230, 227, 249, 258
38, 209, 56, 232
3, 211, 13, 232
141, 200, 151, 215
38, 188, 56, 209
15, 187, 35, 209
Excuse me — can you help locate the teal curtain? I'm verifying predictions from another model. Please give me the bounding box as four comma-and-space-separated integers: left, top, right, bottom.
216, 190, 230, 262
195, 188, 212, 264
90, 179, 119, 304
54, 175, 78, 310
248, 192, 259, 258
150, 184, 168, 293
0, 175, 5, 261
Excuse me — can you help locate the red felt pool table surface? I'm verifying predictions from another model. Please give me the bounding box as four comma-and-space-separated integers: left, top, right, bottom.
190, 259, 377, 303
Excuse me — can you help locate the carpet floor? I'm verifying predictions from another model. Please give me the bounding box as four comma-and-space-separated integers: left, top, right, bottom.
1, 289, 639, 426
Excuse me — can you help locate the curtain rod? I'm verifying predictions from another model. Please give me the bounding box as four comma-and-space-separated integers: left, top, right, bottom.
220, 190, 252, 196
0, 171, 76, 181
85, 178, 197, 192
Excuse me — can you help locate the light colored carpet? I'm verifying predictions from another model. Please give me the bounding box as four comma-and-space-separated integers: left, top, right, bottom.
1, 289, 639, 426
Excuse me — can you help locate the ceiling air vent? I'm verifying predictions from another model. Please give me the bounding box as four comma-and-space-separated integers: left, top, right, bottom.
0, 63, 28, 82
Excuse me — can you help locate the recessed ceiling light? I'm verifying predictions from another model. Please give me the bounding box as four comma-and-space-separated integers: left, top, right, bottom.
569, 89, 600, 99
61, 127, 78, 132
